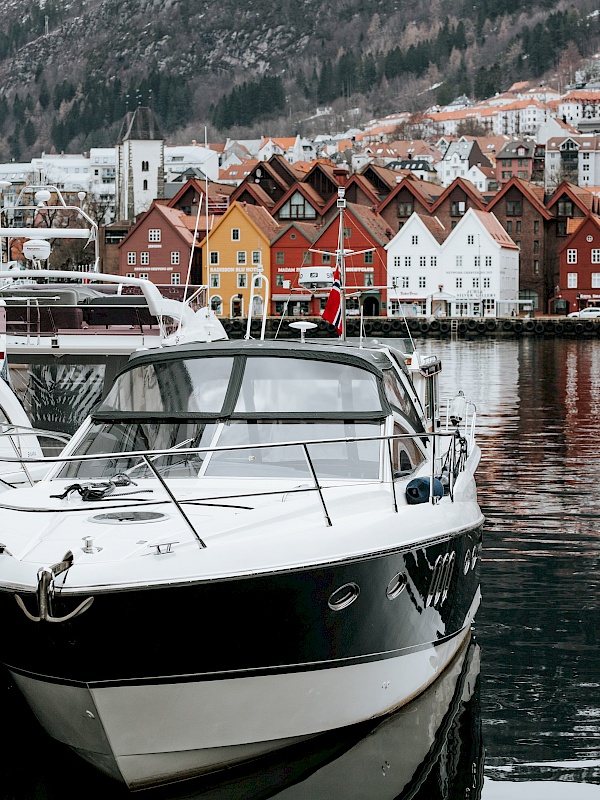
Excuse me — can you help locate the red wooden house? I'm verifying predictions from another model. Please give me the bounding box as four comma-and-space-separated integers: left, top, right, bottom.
555, 214, 600, 314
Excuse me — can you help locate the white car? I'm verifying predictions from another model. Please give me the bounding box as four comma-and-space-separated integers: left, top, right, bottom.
567, 307, 600, 318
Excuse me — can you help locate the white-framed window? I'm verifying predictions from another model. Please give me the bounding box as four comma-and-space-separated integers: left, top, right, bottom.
148, 229, 161, 242
210, 295, 223, 314
139, 272, 148, 280
126, 272, 134, 278
210, 251, 219, 265
237, 273, 248, 288
485, 255, 492, 267
171, 251, 180, 265
127, 252, 136, 265
140, 252, 149, 265
411, 235, 418, 245
592, 249, 600, 264
237, 251, 246, 265
404, 256, 411, 268
483, 278, 490, 288
474, 256, 481, 267
592, 273, 600, 288
171, 273, 180, 285
467, 235, 474, 245
430, 256, 437, 267
364, 271, 374, 287
567, 249, 577, 264
419, 256, 426, 268
418, 276, 426, 289
231, 228, 240, 241
567, 272, 578, 288
472, 278, 479, 288
456, 255, 463, 267
456, 277, 463, 288
210, 273, 220, 288
394, 256, 401, 268
401, 276, 409, 289
252, 251, 261, 265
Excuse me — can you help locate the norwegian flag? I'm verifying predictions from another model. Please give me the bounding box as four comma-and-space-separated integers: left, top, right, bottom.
322, 265, 342, 335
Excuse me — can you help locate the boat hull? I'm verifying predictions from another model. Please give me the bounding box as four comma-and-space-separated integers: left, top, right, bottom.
2, 526, 482, 789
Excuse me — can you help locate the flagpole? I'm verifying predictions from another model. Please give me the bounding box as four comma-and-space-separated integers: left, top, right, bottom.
337, 186, 347, 342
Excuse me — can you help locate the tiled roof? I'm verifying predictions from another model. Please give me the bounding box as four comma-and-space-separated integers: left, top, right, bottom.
240, 202, 282, 241
472, 210, 519, 249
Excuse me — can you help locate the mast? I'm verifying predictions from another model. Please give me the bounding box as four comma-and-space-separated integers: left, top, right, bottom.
336, 186, 347, 342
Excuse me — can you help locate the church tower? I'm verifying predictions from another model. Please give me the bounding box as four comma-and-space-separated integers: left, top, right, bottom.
115, 107, 164, 221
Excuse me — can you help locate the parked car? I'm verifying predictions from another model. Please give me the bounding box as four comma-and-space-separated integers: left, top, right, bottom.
567, 307, 600, 318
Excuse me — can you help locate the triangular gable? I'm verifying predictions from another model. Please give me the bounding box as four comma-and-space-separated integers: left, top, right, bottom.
270, 221, 321, 247
271, 184, 326, 218
230, 182, 276, 208
547, 182, 598, 215
385, 212, 447, 251
442, 207, 518, 250
117, 202, 201, 251
487, 176, 551, 220
196, 201, 280, 249
430, 177, 488, 213
557, 213, 600, 255
377, 175, 444, 214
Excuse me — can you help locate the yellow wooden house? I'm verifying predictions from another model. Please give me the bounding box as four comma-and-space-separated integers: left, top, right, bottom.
199, 201, 280, 318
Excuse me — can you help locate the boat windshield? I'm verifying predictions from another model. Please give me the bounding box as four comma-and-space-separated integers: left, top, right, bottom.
58, 420, 382, 481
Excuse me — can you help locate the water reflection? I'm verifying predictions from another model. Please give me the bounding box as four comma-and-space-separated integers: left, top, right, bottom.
1, 637, 482, 800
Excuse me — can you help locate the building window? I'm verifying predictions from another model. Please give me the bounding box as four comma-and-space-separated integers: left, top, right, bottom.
210, 295, 223, 314
398, 202, 413, 217
483, 278, 490, 288
127, 252, 136, 265
126, 272, 134, 278
418, 276, 426, 289
404, 256, 411, 268
143, 180, 148, 191
343, 227, 351, 239
506, 200, 522, 215
394, 256, 401, 268
419, 256, 426, 267
534, 260, 539, 274
430, 256, 437, 267
485, 255, 492, 267
567, 249, 577, 264
451, 201, 466, 216
411, 235, 419, 245
141, 161, 149, 172
401, 276, 409, 289
557, 200, 574, 216
274, 251, 284, 265
302, 251, 312, 265
364, 271, 374, 287
231, 228, 240, 241
275, 274, 285, 287
467, 235, 474, 245
210, 251, 219, 265
506, 221, 513, 234
322, 252, 331, 264
533, 240, 539, 254
252, 251, 261, 265
364, 251, 374, 264
474, 256, 481, 267
171, 273, 180, 285
140, 252, 149, 265
210, 273, 220, 288
139, 273, 148, 280
567, 272, 578, 288
148, 229, 161, 242
472, 278, 479, 289
592, 273, 600, 287
534, 220, 540, 233
456, 277, 463, 288
456, 255, 463, 267
171, 251, 180, 265
516, 220, 521, 234
237, 251, 247, 265
592, 249, 600, 264
237, 273, 247, 288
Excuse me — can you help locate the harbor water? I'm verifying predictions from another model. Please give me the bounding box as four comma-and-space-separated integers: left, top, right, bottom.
1, 335, 600, 799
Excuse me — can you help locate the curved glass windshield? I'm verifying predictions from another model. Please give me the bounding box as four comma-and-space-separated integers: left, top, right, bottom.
235, 358, 382, 413
205, 421, 382, 480
98, 357, 234, 414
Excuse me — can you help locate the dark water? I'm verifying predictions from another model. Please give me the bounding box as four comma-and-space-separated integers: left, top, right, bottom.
2, 336, 600, 799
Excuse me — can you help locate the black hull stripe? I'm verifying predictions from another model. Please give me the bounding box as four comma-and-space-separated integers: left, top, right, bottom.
7, 626, 470, 689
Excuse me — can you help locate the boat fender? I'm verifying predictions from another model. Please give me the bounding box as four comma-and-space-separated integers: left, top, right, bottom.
406, 477, 444, 505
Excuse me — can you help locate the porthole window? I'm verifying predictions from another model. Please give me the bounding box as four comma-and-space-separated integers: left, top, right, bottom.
328, 583, 360, 611
386, 572, 407, 600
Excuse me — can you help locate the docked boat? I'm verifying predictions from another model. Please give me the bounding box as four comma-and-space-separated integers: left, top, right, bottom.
0, 328, 482, 789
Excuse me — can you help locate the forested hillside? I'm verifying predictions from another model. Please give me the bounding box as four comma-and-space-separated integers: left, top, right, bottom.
0, 0, 598, 159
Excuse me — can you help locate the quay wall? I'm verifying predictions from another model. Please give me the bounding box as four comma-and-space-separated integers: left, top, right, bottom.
221, 317, 600, 339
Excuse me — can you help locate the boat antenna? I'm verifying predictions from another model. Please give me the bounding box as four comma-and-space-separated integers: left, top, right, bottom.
178, 188, 204, 335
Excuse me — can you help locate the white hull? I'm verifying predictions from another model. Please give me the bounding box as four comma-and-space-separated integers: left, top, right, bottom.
11, 616, 475, 789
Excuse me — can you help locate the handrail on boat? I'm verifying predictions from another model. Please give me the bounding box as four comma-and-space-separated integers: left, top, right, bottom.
0, 418, 477, 543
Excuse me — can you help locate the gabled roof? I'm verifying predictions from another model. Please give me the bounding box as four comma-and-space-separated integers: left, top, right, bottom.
557, 213, 600, 254
430, 177, 488, 212
377, 175, 445, 214
487, 176, 551, 219
230, 182, 277, 209
218, 161, 259, 183
271, 182, 328, 217
118, 202, 204, 250
167, 178, 234, 211
343, 173, 381, 205
385, 212, 448, 250
496, 140, 536, 159
547, 182, 600, 214
470, 209, 519, 249
348, 203, 395, 246
271, 221, 322, 246
197, 200, 281, 248
417, 214, 448, 244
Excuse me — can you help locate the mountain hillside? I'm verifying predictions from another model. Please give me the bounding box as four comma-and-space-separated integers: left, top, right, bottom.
0, 0, 599, 158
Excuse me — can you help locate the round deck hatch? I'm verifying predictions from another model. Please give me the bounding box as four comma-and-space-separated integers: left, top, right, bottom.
89, 511, 169, 525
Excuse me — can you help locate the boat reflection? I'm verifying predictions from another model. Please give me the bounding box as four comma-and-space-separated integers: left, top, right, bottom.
1, 635, 482, 800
